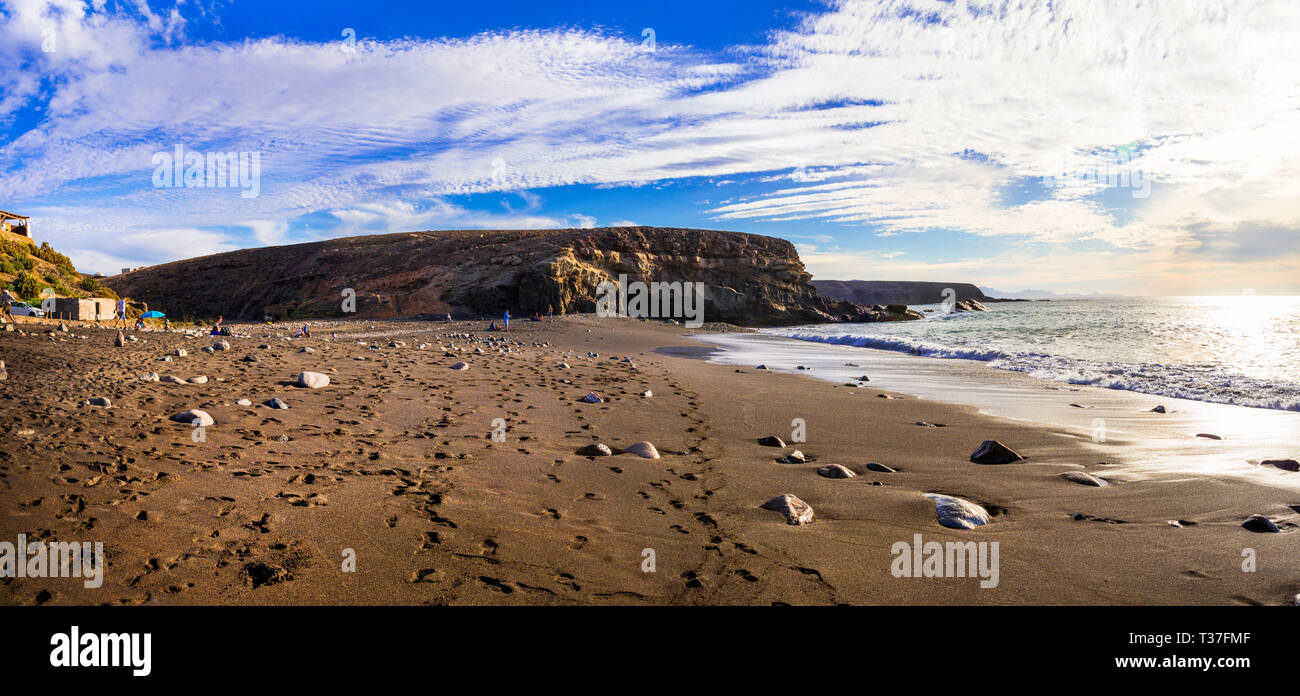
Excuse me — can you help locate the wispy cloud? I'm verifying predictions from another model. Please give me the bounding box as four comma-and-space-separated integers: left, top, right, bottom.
1, 0, 1297, 291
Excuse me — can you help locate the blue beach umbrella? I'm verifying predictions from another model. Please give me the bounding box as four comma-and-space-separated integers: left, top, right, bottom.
140, 310, 166, 318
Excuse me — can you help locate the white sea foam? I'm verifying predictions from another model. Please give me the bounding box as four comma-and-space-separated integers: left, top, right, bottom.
765, 297, 1300, 412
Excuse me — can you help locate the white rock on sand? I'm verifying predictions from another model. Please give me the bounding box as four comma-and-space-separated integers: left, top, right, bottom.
760, 494, 814, 525
236, 398, 253, 406
171, 409, 214, 427
622, 442, 660, 459
449, 361, 469, 370
188, 375, 209, 384
924, 493, 990, 529
295, 371, 330, 388
817, 464, 855, 478
1059, 471, 1108, 487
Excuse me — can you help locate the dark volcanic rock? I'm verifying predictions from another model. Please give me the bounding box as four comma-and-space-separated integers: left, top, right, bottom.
1262, 459, 1299, 472
970, 440, 1024, 464
1241, 514, 1280, 533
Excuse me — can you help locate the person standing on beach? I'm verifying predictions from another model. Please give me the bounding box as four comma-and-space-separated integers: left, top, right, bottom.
503, 310, 511, 332
114, 298, 127, 329
546, 304, 553, 319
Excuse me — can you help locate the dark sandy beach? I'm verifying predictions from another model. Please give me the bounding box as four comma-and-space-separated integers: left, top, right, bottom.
1, 314, 1296, 605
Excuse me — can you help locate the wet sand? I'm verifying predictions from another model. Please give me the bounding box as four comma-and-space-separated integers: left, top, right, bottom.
1, 314, 1297, 605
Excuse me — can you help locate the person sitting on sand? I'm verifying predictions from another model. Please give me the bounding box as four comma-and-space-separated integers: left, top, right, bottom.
295, 325, 310, 338
488, 321, 497, 331
135, 316, 145, 331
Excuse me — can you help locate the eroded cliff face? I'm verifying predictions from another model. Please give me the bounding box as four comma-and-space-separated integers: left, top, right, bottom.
105, 227, 899, 326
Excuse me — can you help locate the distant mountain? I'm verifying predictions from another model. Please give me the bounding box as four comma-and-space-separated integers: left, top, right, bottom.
812, 280, 987, 306
978, 287, 1125, 300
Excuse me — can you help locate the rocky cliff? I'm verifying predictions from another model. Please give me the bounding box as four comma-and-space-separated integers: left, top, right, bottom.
811, 280, 989, 307
105, 227, 913, 326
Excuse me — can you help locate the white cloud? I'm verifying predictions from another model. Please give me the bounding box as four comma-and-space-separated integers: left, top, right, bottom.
1, 0, 1297, 291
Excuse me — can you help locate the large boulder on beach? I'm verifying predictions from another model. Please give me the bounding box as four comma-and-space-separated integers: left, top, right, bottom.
1263, 459, 1299, 472
1059, 471, 1109, 487
818, 464, 855, 479
758, 435, 786, 448
114, 331, 126, 347
924, 493, 990, 529
970, 440, 1024, 464
576, 443, 613, 457
171, 409, 214, 427
212, 340, 230, 351
295, 371, 330, 388
580, 392, 603, 403
760, 494, 814, 525
866, 462, 896, 473
622, 442, 660, 459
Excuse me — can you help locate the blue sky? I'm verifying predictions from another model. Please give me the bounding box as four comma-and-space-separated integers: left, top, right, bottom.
2, 0, 1298, 295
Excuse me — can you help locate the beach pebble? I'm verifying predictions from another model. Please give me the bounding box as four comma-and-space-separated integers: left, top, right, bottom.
865, 462, 895, 472
139, 373, 159, 383
114, 331, 125, 347
1150, 405, 1166, 413
857, 375, 870, 381
818, 464, 855, 479
160, 375, 185, 383
1059, 471, 1108, 487
295, 371, 330, 388
265, 398, 289, 409
236, 399, 253, 406
1195, 433, 1222, 440
576, 443, 613, 457
622, 442, 660, 459
213, 340, 230, 351
580, 392, 603, 403
782, 450, 807, 463
1241, 514, 1280, 533
299, 347, 314, 353
171, 409, 214, 427
757, 435, 786, 448
449, 361, 470, 370
1262, 459, 1299, 472
970, 440, 1024, 464
188, 375, 208, 384
84, 397, 111, 408
755, 364, 767, 370
925, 493, 990, 529
174, 348, 187, 357
558, 362, 570, 369
642, 390, 652, 397
760, 494, 814, 525
241, 354, 259, 362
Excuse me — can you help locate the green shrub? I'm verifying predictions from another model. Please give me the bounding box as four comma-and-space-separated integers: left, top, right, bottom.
0, 261, 14, 274
13, 254, 34, 271
12, 271, 40, 299
32, 242, 77, 275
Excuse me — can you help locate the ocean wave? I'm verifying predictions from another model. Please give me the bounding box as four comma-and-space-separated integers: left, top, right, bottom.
780, 332, 1012, 361
775, 331, 1300, 412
